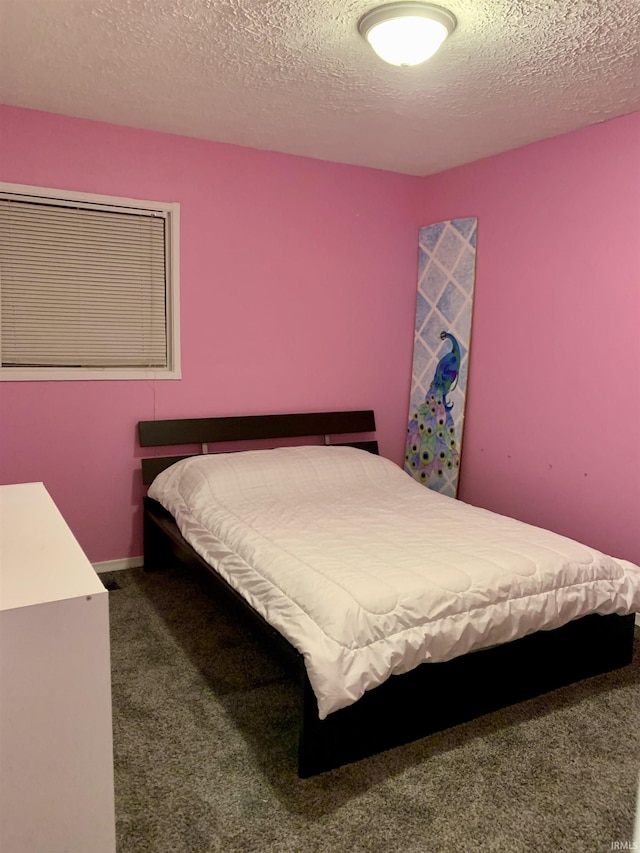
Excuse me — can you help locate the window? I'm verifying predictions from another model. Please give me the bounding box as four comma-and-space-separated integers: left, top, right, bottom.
0, 183, 180, 380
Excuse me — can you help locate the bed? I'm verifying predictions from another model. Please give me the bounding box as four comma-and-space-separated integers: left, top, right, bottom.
138, 410, 639, 776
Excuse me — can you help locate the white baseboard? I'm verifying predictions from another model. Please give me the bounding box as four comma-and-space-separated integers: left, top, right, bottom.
93, 557, 144, 574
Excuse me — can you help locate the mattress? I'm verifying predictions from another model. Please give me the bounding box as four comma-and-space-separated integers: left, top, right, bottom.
148, 445, 640, 719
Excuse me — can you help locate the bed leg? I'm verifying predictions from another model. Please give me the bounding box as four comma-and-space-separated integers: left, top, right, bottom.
143, 506, 168, 572
298, 676, 327, 778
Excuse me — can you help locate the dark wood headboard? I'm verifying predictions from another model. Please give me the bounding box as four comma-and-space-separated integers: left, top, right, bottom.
138, 410, 377, 485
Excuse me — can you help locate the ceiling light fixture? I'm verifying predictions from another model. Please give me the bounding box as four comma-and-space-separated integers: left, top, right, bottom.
358, 2, 457, 67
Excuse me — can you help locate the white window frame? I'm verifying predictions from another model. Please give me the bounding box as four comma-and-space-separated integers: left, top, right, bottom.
0, 182, 181, 381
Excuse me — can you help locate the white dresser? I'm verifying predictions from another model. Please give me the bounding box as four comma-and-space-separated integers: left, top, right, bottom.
0, 482, 116, 853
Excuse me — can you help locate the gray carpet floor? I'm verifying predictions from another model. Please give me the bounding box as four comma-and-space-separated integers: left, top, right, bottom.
105, 566, 640, 853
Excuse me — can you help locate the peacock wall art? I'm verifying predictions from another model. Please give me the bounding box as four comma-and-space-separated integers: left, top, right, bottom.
406, 331, 461, 484
405, 218, 478, 498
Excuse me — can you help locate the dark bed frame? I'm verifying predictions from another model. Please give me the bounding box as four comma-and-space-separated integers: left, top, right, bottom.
138, 410, 635, 777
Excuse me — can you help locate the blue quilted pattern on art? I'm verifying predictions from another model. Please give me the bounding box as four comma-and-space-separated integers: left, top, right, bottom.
434, 227, 464, 270
451, 218, 475, 238
421, 313, 446, 352
453, 248, 476, 292
418, 247, 430, 280
411, 339, 431, 382
421, 263, 447, 304
436, 280, 467, 324
405, 218, 478, 498
420, 221, 445, 252
415, 291, 430, 333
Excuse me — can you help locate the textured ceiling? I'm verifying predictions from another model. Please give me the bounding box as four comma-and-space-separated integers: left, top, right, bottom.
0, 0, 638, 175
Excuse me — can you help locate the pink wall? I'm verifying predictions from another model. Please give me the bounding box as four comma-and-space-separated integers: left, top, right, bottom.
420, 112, 640, 564
0, 106, 420, 561
1, 105, 638, 566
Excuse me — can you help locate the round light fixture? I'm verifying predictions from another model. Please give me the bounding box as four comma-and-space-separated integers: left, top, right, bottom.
358, 2, 457, 67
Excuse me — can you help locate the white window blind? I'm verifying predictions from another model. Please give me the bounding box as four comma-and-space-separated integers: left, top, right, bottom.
0, 186, 180, 379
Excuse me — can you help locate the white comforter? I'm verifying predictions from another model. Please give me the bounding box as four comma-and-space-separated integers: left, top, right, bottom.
148, 446, 640, 719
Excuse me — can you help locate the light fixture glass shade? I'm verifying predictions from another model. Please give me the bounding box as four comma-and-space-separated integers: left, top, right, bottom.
359, 2, 456, 67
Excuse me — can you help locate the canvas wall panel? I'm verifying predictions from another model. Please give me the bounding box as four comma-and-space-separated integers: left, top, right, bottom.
405, 218, 477, 497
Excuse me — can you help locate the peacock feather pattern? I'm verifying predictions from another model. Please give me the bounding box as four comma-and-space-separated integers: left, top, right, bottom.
405, 331, 461, 485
